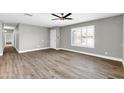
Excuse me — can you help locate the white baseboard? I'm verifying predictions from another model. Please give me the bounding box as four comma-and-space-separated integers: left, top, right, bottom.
15, 47, 19, 53
58, 48, 123, 62
19, 47, 50, 53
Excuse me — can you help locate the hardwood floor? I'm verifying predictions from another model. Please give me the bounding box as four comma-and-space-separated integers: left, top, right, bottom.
0, 47, 124, 79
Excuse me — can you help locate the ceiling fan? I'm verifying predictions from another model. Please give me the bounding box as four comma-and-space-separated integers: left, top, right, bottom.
51, 13, 73, 20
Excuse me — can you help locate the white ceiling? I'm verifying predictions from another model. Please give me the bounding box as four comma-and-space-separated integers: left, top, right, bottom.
0, 13, 121, 28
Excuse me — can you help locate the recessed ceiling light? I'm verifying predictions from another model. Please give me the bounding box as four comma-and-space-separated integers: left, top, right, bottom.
24, 13, 33, 17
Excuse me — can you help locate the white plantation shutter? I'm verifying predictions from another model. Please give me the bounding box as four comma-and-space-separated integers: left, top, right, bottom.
71, 25, 95, 48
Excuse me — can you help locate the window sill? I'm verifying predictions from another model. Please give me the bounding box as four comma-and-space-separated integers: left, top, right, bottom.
71, 44, 94, 49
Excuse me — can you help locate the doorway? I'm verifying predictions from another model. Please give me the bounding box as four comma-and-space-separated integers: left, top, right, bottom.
3, 29, 18, 55
4, 30, 14, 47
50, 29, 57, 49
2, 24, 18, 55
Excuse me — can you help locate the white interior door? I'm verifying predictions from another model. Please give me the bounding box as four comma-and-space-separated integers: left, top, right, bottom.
50, 29, 56, 48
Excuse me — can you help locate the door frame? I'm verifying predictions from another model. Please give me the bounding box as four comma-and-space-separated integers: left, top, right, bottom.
4, 31, 14, 47
50, 29, 57, 49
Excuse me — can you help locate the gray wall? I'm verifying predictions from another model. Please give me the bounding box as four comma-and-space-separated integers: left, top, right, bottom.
18, 24, 50, 51
14, 24, 19, 50
122, 15, 124, 61
56, 28, 60, 48
2, 31, 5, 49
0, 22, 3, 55
60, 15, 123, 59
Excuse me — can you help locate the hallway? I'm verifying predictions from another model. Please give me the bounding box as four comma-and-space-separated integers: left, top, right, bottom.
3, 47, 18, 55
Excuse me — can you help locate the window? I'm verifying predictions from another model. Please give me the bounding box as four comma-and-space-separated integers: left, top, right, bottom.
71, 25, 95, 48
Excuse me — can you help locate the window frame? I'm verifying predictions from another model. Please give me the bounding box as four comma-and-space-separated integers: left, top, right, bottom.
71, 25, 95, 48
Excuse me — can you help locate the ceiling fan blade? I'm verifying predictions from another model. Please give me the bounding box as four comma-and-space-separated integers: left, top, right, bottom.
52, 14, 60, 18
52, 18, 60, 20
63, 13, 72, 18
64, 18, 73, 20
24, 13, 33, 16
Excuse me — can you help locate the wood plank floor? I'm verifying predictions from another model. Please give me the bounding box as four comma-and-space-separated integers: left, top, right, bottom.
0, 47, 124, 79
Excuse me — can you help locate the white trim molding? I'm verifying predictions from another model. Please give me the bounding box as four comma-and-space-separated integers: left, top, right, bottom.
19, 47, 50, 53
58, 48, 123, 62
15, 47, 19, 53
